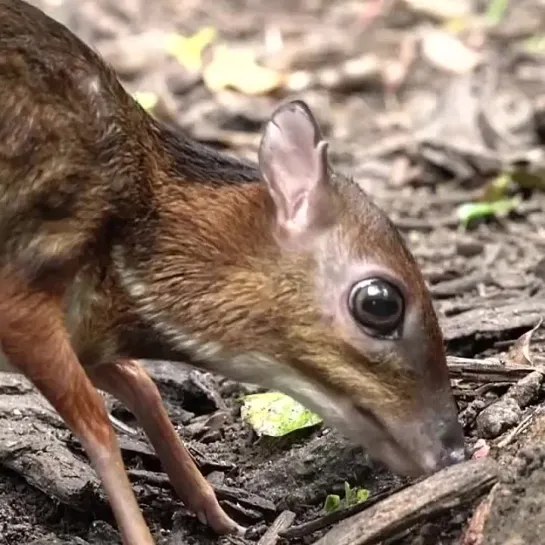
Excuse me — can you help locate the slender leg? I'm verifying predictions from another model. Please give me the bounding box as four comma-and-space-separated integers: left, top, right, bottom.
88, 359, 244, 536
0, 279, 155, 545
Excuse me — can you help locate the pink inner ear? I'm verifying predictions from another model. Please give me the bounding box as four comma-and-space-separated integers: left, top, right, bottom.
258, 102, 336, 244
286, 192, 310, 231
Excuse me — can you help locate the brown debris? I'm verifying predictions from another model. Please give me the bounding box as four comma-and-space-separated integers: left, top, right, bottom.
310, 459, 498, 545
459, 492, 494, 545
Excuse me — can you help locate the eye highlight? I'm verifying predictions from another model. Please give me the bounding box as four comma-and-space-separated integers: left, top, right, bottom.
348, 278, 404, 337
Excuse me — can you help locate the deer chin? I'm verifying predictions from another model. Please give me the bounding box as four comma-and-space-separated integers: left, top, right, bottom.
191, 347, 459, 478
268, 376, 465, 478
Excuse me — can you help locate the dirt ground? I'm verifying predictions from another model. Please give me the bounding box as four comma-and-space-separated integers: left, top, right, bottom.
3, 0, 545, 544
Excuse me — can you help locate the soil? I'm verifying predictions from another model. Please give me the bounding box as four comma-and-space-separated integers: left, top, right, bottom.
3, 1, 545, 544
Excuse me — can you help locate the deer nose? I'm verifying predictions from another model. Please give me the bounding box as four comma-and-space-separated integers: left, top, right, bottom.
437, 417, 467, 469
440, 445, 467, 467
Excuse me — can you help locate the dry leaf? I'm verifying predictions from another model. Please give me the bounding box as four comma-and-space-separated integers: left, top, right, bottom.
405, 0, 471, 20
420, 28, 481, 74
506, 319, 543, 366
164, 27, 217, 73
404, 0, 471, 20
203, 44, 285, 95
361, 0, 385, 27
460, 494, 492, 545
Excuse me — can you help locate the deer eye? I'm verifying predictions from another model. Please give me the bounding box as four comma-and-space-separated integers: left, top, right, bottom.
348, 278, 404, 338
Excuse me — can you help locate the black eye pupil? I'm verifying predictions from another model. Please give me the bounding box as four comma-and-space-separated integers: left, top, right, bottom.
361, 288, 398, 317
349, 278, 404, 336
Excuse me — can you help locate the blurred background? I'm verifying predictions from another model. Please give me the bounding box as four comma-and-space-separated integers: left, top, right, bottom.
4, 1, 545, 545
28, 0, 545, 262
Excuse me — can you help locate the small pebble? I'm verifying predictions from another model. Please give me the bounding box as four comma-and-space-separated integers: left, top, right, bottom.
456, 239, 484, 257
472, 438, 490, 459
507, 371, 543, 408
476, 398, 522, 439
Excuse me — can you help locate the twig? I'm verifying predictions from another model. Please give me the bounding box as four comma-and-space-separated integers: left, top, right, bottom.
496, 408, 539, 449
431, 271, 492, 299
108, 414, 138, 436
257, 510, 296, 545
447, 357, 535, 383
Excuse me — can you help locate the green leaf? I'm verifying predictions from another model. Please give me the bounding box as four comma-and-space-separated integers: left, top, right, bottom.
344, 482, 352, 502
342, 482, 369, 508
164, 27, 217, 72
356, 488, 370, 503
324, 494, 341, 513
323, 483, 369, 513
483, 172, 512, 202
240, 391, 323, 437
523, 34, 545, 55
456, 197, 519, 227
485, 0, 508, 25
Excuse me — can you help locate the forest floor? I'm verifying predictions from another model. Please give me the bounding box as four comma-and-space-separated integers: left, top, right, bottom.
2, 1, 545, 544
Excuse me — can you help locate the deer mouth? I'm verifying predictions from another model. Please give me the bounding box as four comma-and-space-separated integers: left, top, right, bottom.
352, 404, 465, 478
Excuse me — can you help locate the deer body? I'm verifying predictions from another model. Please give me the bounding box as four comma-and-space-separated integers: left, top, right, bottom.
0, 1, 466, 544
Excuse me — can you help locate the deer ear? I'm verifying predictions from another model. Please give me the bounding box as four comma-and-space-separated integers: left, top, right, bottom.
258, 100, 336, 247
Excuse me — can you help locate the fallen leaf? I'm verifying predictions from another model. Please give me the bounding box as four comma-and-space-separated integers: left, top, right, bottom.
511, 168, 545, 192
420, 28, 481, 74
523, 34, 545, 55
404, 0, 471, 21
506, 319, 543, 366
460, 494, 492, 545
482, 172, 512, 202
203, 44, 285, 95
133, 90, 158, 111
485, 0, 509, 25
443, 16, 475, 34
361, 0, 385, 27
456, 197, 520, 227
164, 27, 217, 73
240, 391, 322, 437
